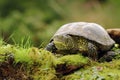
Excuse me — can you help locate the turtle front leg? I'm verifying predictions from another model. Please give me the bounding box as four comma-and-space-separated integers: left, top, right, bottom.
45, 41, 57, 53
87, 42, 98, 61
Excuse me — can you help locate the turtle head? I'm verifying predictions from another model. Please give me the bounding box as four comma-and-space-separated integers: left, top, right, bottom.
45, 41, 57, 52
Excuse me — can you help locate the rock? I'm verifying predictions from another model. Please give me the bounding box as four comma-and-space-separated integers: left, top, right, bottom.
99, 51, 116, 62
107, 29, 120, 45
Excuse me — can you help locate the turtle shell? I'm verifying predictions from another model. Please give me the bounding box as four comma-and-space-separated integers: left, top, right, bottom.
52, 22, 115, 51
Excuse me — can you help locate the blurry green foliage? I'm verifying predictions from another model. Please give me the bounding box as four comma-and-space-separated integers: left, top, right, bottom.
0, 0, 120, 47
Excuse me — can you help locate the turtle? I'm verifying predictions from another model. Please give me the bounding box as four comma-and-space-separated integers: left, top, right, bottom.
45, 22, 115, 60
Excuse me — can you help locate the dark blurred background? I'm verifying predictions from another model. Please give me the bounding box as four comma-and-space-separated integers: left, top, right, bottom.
0, 0, 120, 47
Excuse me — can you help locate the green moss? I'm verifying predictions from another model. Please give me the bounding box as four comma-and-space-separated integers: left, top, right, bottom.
0, 43, 58, 79
56, 54, 89, 66
62, 59, 120, 80
0, 44, 16, 62
31, 49, 58, 80
14, 48, 32, 64
0, 41, 120, 80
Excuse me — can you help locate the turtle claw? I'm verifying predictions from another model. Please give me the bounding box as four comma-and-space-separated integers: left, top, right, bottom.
87, 42, 98, 61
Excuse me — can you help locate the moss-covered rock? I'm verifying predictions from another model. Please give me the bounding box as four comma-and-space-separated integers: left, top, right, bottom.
55, 54, 89, 75
62, 59, 120, 80
0, 40, 120, 80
